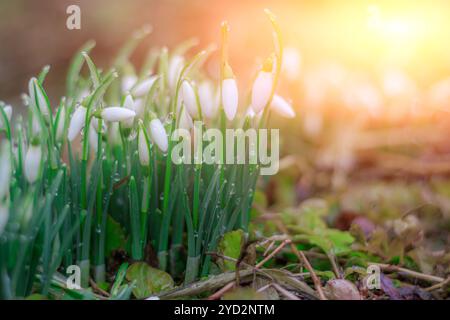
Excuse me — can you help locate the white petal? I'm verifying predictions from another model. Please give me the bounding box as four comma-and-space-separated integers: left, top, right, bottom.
122, 95, 136, 128
0, 142, 11, 199
251, 71, 273, 113
134, 98, 145, 118
199, 82, 217, 118
101, 107, 136, 123
108, 122, 121, 146
270, 95, 295, 118
133, 76, 158, 97
150, 119, 168, 153
55, 106, 66, 141
68, 106, 87, 141
182, 80, 198, 118
0, 105, 12, 130
0, 205, 8, 236
138, 127, 150, 166
222, 78, 238, 121
179, 107, 193, 130
122, 75, 137, 93
24, 145, 42, 184
89, 123, 98, 152
30, 78, 50, 117
168, 55, 184, 90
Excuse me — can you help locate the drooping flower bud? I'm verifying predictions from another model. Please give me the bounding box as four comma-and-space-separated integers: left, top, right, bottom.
168, 55, 184, 90
0, 105, 12, 130
222, 78, 238, 121
24, 144, 42, 184
0, 205, 8, 236
28, 77, 50, 119
251, 59, 273, 114
179, 106, 193, 130
138, 124, 150, 166
68, 105, 87, 141
198, 82, 217, 119
149, 118, 168, 153
121, 75, 138, 93
182, 80, 199, 119
133, 75, 158, 97
55, 105, 66, 142
122, 95, 136, 128
270, 95, 295, 118
0, 142, 11, 199
101, 107, 136, 123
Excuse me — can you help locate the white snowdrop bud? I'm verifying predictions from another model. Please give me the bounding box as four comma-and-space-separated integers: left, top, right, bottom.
24, 144, 42, 184
251, 71, 273, 114
28, 78, 50, 119
270, 95, 295, 118
0, 142, 11, 199
91, 117, 107, 133
108, 122, 121, 146
55, 106, 66, 142
133, 76, 158, 97
150, 118, 168, 153
168, 55, 184, 90
182, 80, 199, 118
198, 82, 217, 119
138, 125, 150, 166
0, 105, 12, 130
179, 106, 193, 130
122, 95, 136, 128
68, 105, 87, 141
101, 107, 136, 123
221, 78, 238, 121
0, 205, 8, 236
88, 123, 98, 152
134, 98, 145, 118
122, 75, 138, 93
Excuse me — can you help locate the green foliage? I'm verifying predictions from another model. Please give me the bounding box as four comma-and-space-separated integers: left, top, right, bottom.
217, 229, 244, 271
126, 262, 174, 299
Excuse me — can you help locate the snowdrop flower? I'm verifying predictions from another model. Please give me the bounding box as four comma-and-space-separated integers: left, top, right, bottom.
0, 105, 12, 130
198, 82, 217, 119
138, 124, 150, 166
150, 118, 168, 153
222, 78, 238, 121
55, 106, 66, 142
251, 60, 273, 114
108, 122, 121, 146
0, 205, 8, 236
182, 80, 199, 118
122, 95, 136, 128
28, 78, 50, 119
168, 55, 184, 90
122, 75, 138, 93
101, 107, 136, 123
0, 142, 11, 199
24, 144, 42, 184
179, 106, 193, 130
270, 95, 295, 118
133, 76, 158, 97
134, 98, 145, 118
221, 64, 238, 121
68, 105, 87, 141
91, 117, 107, 133
88, 123, 99, 152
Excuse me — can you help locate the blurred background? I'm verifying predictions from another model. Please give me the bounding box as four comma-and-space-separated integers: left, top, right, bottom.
2, 0, 450, 205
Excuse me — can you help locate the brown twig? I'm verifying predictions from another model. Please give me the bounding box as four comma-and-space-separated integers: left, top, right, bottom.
256, 239, 291, 269
89, 278, 110, 297
371, 263, 445, 283
207, 282, 235, 300
425, 277, 450, 292
275, 220, 327, 300
271, 283, 300, 300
